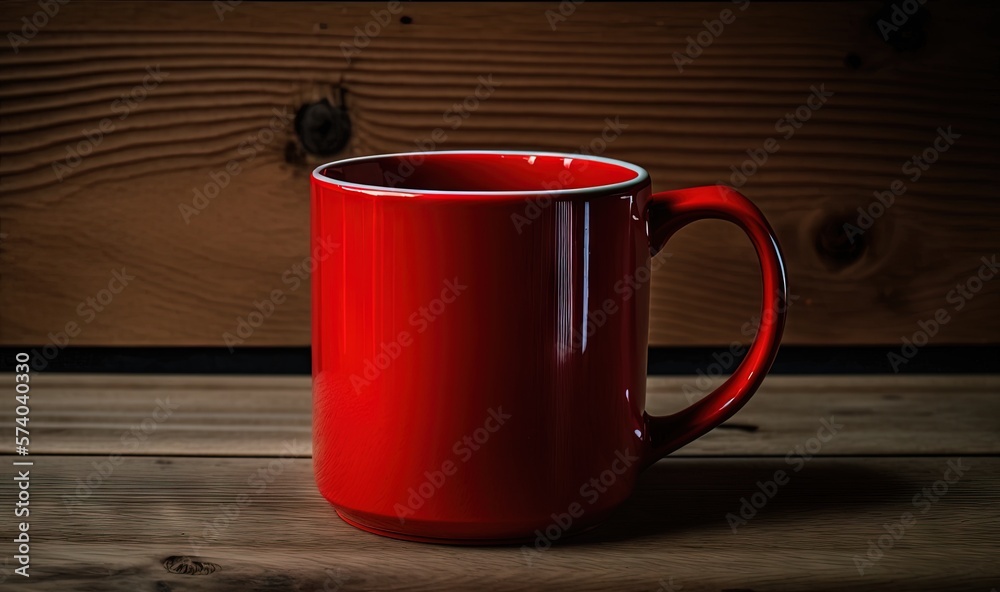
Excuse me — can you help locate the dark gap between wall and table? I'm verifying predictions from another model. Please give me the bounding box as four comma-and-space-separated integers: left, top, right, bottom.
0, 346, 996, 375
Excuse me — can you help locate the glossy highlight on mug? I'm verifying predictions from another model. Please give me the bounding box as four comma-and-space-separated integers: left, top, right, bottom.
311, 150, 786, 543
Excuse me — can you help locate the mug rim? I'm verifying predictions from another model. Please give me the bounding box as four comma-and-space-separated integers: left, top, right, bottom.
311, 150, 650, 198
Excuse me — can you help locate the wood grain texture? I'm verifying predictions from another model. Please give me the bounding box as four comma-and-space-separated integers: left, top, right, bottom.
1, 2, 999, 346
2, 373, 996, 456
1, 454, 996, 591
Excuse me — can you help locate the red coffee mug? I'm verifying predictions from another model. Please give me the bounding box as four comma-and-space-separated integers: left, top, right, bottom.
311, 150, 786, 543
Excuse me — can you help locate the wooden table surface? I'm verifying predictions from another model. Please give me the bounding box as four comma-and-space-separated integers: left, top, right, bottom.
2, 373, 998, 591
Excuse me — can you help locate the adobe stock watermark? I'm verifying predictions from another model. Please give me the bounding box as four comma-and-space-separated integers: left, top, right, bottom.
560, 250, 674, 355
62, 396, 179, 512
673, 0, 750, 73
393, 407, 511, 524
340, 1, 404, 63
852, 458, 970, 575
350, 278, 467, 392
719, 84, 833, 189
7, 0, 70, 54
888, 254, 997, 372
510, 116, 629, 234
545, 0, 585, 30
52, 66, 168, 182
179, 105, 294, 223
213, 0, 242, 21
222, 236, 339, 351
26, 267, 135, 371
654, 577, 683, 592
379, 75, 501, 188
673, 0, 750, 72
316, 568, 350, 592
521, 447, 641, 564
875, 0, 926, 41
188, 439, 302, 554
725, 416, 843, 532
843, 126, 960, 243
681, 290, 798, 405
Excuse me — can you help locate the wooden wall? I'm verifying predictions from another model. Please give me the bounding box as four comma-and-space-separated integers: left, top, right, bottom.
1, 1, 998, 346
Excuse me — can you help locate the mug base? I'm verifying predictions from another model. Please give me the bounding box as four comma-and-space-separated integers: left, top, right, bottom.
335, 508, 603, 546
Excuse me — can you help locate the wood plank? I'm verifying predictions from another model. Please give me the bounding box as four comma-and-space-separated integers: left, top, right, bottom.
1, 2, 998, 347
2, 373, 996, 456
1, 454, 995, 590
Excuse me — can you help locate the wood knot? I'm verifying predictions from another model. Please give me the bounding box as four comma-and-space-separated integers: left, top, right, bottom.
295, 99, 351, 156
815, 213, 868, 271
162, 556, 220, 576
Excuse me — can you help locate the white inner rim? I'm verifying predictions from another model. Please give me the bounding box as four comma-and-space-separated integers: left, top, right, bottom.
311, 150, 649, 196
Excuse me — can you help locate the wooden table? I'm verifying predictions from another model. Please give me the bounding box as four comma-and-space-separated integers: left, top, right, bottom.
3, 374, 998, 591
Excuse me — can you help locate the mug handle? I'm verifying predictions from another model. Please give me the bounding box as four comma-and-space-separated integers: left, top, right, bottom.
642, 185, 787, 467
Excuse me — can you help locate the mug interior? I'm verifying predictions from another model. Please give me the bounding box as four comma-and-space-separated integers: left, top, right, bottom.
317, 151, 646, 195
